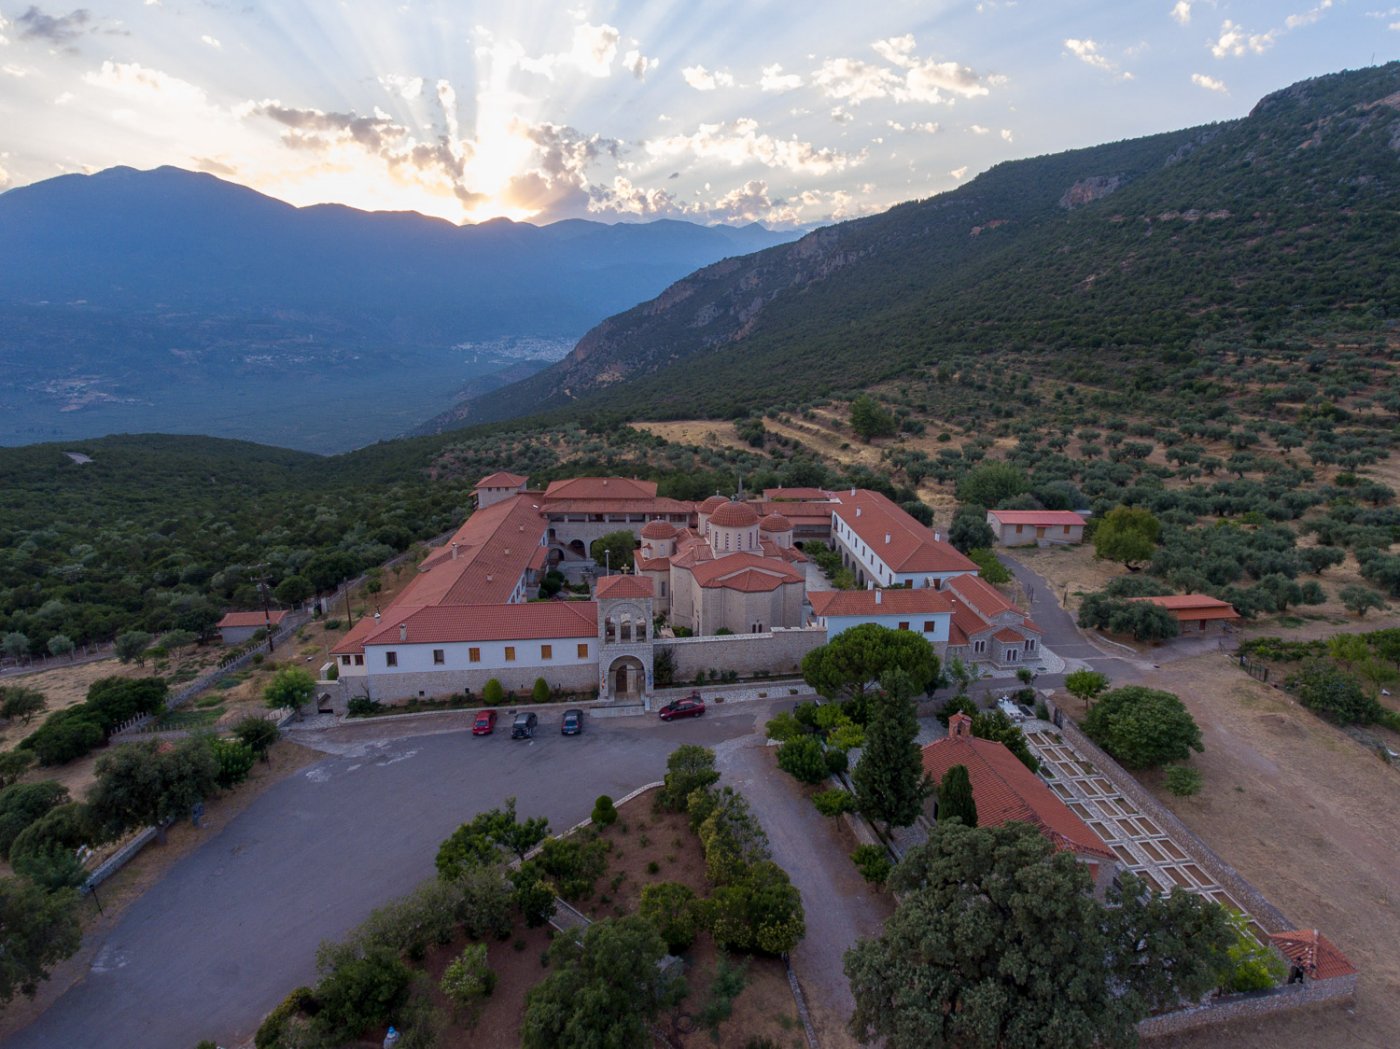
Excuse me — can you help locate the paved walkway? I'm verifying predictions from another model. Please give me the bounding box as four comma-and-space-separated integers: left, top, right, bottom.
717, 740, 891, 1047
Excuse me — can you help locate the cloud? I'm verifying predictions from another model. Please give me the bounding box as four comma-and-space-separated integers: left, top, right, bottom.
969, 124, 990, 134
379, 73, 423, 100
510, 22, 623, 79
813, 36, 993, 106
645, 117, 860, 176
1191, 72, 1228, 93
681, 64, 734, 91
1285, 0, 1333, 29
83, 60, 209, 110
0, 161, 9, 187
950, 165, 969, 180
1170, 1, 1193, 25
1000, 128, 1013, 142
16, 6, 92, 44
0, 13, 9, 45
887, 119, 939, 134
1063, 38, 1133, 79
759, 63, 802, 91
201, 35, 221, 50
1211, 20, 1276, 57
623, 48, 657, 79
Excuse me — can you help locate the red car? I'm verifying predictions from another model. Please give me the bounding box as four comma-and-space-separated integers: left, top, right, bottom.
472, 710, 497, 736
658, 694, 705, 721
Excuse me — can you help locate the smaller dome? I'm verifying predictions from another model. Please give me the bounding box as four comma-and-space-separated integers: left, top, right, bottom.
759, 512, 793, 533
709, 500, 760, 528
640, 519, 677, 539
698, 495, 728, 513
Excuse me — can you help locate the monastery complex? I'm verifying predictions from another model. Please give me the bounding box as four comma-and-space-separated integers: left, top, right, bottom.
331, 473, 1045, 704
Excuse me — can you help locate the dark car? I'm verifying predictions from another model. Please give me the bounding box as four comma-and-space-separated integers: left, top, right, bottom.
471, 710, 497, 736
510, 712, 538, 739
561, 709, 584, 736
658, 694, 705, 721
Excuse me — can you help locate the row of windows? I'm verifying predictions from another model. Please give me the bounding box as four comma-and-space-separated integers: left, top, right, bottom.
375, 643, 591, 668
893, 621, 941, 634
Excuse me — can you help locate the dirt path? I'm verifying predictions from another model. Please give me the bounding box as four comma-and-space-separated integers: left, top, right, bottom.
1068, 653, 1400, 1049
717, 740, 892, 1049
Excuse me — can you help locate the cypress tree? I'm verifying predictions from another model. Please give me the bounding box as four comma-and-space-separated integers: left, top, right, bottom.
938, 765, 977, 827
852, 670, 932, 833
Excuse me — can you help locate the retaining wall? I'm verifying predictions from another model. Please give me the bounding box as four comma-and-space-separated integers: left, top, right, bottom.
662, 627, 826, 680
1139, 975, 1357, 1039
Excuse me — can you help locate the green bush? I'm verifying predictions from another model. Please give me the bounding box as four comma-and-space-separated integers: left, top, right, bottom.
591, 795, 618, 827
531, 678, 551, 703
776, 736, 827, 784
0, 781, 69, 859
1163, 765, 1203, 797
707, 860, 806, 955
211, 738, 255, 789
483, 679, 505, 704
1287, 661, 1380, 725
20, 708, 105, 766
232, 715, 280, 758
657, 745, 719, 812
352, 880, 461, 961
441, 942, 496, 1012
812, 788, 856, 817
537, 834, 609, 900
824, 748, 849, 776
253, 986, 314, 1049
312, 945, 412, 1043
968, 548, 1011, 584
851, 843, 893, 887
346, 696, 382, 717
639, 881, 701, 953
763, 711, 805, 742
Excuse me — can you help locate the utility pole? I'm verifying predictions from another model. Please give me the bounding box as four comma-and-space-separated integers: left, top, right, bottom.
343, 584, 355, 628
258, 581, 276, 653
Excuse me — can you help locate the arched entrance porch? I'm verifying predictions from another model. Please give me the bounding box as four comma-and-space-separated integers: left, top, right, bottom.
606, 655, 646, 702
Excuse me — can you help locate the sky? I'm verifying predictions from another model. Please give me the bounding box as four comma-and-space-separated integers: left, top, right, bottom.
0, 1, 1394, 228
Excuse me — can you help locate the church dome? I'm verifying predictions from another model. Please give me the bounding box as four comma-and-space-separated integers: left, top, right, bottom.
640, 519, 677, 539
698, 495, 728, 513
759, 513, 793, 533
709, 500, 760, 528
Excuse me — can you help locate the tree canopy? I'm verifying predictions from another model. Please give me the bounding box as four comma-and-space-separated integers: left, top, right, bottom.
937, 765, 977, 827
852, 672, 933, 832
590, 530, 636, 572
1082, 685, 1204, 769
850, 395, 898, 442
263, 666, 316, 716
0, 878, 82, 1003
845, 821, 1232, 1049
1093, 505, 1161, 569
802, 624, 940, 700
88, 737, 220, 840
435, 796, 550, 880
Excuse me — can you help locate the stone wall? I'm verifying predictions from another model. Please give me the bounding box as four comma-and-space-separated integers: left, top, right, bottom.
1139, 975, 1357, 1039
361, 663, 598, 703
661, 627, 827, 680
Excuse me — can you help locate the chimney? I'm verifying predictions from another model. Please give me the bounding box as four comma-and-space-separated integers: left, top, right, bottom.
856, 507, 862, 518
850, 487, 856, 496
949, 711, 972, 737
875, 589, 882, 605
885, 533, 891, 544
451, 542, 459, 560
398, 623, 407, 641
934, 531, 941, 543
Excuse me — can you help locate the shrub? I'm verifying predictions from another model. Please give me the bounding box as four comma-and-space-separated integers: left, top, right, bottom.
968, 548, 1011, 584
591, 795, 618, 827
441, 942, 495, 1013
210, 738, 255, 789
537, 835, 609, 900
312, 945, 411, 1043
1163, 765, 1203, 797
531, 678, 550, 703
20, 708, 104, 766
851, 843, 893, 888
253, 986, 315, 1049
763, 711, 805, 742
346, 696, 381, 717
482, 679, 505, 704
1288, 661, 1380, 724
1218, 912, 1287, 992
0, 781, 69, 859
639, 881, 701, 953
352, 880, 461, 961
85, 677, 168, 731
824, 748, 849, 776
0, 687, 46, 724
1082, 686, 1204, 769
456, 864, 515, 940
776, 736, 827, 784
232, 715, 280, 759
708, 860, 806, 955
812, 788, 856, 816
657, 745, 719, 812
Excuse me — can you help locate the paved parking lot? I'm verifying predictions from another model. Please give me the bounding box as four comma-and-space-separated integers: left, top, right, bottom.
4, 700, 784, 1049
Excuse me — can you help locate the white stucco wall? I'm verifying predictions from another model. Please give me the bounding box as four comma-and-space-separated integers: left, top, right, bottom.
818, 611, 950, 644
363, 636, 596, 674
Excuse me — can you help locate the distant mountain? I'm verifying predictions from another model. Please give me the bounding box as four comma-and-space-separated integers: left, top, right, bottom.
0, 167, 795, 452
459, 64, 1400, 425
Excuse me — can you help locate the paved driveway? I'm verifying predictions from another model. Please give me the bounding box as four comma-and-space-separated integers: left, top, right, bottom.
718, 740, 892, 1048
4, 702, 781, 1049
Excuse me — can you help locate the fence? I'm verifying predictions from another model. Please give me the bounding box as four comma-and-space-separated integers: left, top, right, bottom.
0, 641, 116, 678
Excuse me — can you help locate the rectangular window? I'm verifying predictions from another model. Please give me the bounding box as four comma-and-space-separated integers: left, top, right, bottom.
898, 622, 910, 631
469, 647, 481, 663
541, 644, 553, 659
385, 651, 398, 667
340, 655, 351, 665
923, 621, 935, 633
577, 643, 589, 658
505, 646, 516, 662
1016, 524, 1024, 534
354, 654, 364, 666
433, 649, 445, 665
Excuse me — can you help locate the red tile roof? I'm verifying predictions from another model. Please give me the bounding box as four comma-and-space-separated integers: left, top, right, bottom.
993, 627, 1024, 643
1127, 594, 1240, 621
641, 519, 678, 539
945, 574, 1037, 630
921, 723, 1114, 863
754, 501, 839, 526
988, 510, 1087, 526
475, 471, 527, 488
1267, 930, 1357, 980
542, 477, 657, 500
759, 513, 793, 532
358, 602, 599, 646
688, 553, 805, 592
833, 490, 977, 575
763, 487, 832, 501
541, 498, 693, 515
218, 610, 287, 628
809, 589, 955, 617
396, 494, 547, 607
710, 500, 760, 528
595, 575, 655, 600
698, 495, 728, 512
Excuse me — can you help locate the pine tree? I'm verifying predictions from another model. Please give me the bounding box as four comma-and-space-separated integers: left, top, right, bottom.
937, 765, 977, 827
852, 670, 932, 833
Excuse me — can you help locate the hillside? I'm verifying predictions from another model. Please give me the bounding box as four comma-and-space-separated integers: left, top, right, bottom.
460, 63, 1400, 425
0, 167, 794, 452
